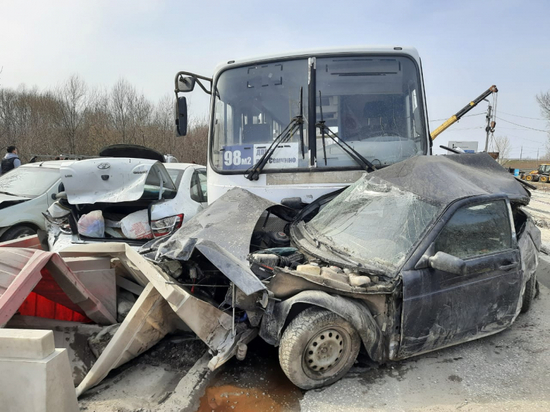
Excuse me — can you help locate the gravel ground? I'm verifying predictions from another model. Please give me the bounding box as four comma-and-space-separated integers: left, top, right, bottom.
299, 286, 550, 412
524, 183, 550, 243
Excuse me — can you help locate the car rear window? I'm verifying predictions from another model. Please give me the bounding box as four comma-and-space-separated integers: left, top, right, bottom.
0, 167, 60, 198
167, 169, 184, 187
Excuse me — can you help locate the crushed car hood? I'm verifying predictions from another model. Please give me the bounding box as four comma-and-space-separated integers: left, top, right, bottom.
143, 188, 295, 295
60, 158, 176, 204
368, 153, 531, 206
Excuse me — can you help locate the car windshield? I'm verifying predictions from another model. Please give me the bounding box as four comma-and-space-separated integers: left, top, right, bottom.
303, 178, 440, 272
0, 167, 60, 198
211, 54, 426, 173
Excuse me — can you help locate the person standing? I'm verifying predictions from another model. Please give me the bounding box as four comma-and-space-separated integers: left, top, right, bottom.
1, 146, 21, 174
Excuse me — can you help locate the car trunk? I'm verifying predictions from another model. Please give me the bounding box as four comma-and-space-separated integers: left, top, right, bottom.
58, 158, 180, 242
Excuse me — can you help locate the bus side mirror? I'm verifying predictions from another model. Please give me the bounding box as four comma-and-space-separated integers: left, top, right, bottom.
175, 96, 188, 136
177, 76, 196, 92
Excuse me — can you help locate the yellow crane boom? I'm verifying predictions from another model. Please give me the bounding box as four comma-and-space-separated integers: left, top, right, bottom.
431, 85, 498, 140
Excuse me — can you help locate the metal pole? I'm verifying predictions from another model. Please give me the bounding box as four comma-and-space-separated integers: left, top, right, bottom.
484, 103, 492, 152
520, 146, 523, 160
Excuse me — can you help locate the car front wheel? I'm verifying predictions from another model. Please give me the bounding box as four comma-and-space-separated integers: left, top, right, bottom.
1, 225, 37, 241
279, 307, 361, 390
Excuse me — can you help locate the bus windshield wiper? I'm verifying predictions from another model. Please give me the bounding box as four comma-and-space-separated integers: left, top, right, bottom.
316, 91, 376, 173
245, 88, 305, 181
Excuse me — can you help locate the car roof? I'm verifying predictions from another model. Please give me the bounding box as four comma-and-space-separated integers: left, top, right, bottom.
20, 160, 76, 169
164, 163, 205, 171
366, 153, 531, 206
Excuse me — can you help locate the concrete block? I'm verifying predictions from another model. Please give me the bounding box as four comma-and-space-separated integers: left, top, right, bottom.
0, 328, 79, 412
6, 316, 104, 385
0, 328, 55, 359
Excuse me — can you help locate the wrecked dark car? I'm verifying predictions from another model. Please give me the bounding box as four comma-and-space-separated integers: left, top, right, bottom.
136, 153, 540, 390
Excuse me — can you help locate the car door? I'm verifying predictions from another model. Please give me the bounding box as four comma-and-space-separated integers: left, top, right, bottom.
399, 196, 522, 358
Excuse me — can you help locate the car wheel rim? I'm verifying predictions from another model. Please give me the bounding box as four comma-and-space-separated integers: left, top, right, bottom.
303, 327, 348, 378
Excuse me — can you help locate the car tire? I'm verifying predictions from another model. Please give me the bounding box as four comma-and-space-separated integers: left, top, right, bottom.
540, 176, 549, 183
1, 225, 37, 241
521, 273, 537, 313
525, 175, 533, 181
279, 307, 361, 390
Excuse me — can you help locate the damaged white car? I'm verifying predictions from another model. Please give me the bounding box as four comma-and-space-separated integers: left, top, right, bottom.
45, 157, 207, 252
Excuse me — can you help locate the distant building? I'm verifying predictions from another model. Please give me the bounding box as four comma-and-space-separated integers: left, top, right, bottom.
448, 141, 479, 153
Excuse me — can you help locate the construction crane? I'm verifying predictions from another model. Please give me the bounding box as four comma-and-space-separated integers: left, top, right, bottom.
430, 85, 498, 142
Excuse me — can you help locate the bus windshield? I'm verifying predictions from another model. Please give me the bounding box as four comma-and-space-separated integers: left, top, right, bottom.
211, 54, 427, 173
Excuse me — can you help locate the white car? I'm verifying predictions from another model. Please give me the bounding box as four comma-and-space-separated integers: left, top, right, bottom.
47, 158, 207, 252
0, 161, 68, 240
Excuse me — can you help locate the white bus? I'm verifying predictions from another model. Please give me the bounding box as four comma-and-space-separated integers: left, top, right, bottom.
175, 46, 431, 204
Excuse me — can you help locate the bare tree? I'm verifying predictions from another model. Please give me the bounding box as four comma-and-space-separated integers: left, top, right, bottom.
536, 91, 550, 158
133, 93, 153, 147
537, 91, 550, 120
0, 75, 210, 163
110, 79, 136, 144
56, 75, 88, 154
491, 135, 512, 165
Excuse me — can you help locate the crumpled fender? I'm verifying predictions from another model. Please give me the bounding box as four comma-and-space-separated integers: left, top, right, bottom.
259, 290, 386, 362
142, 188, 295, 295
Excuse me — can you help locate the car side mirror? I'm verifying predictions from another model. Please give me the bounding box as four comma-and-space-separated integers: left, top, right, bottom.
175, 96, 188, 136
428, 251, 465, 276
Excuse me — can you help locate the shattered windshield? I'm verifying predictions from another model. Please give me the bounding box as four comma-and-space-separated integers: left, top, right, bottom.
304, 178, 439, 272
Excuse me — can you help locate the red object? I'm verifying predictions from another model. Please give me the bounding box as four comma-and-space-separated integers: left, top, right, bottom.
0, 246, 116, 326
18, 291, 90, 322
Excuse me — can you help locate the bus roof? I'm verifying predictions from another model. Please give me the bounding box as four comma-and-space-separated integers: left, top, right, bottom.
214, 46, 421, 74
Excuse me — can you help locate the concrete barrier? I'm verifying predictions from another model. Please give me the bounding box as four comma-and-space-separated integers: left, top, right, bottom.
0, 329, 78, 412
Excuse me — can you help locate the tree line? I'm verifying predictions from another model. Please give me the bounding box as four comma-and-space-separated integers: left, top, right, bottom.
0, 75, 208, 164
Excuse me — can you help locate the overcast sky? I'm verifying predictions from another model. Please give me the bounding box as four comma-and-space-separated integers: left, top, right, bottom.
1, 0, 548, 158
